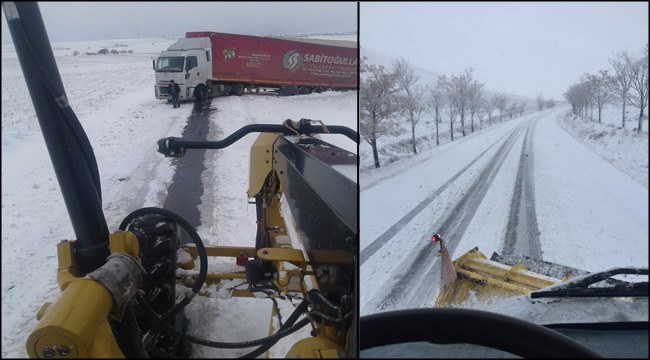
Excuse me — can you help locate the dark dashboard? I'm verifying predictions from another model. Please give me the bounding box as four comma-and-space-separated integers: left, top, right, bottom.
360, 308, 648, 358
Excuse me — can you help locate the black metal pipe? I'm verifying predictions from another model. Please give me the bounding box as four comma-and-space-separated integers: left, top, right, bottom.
3, 2, 110, 274
157, 122, 358, 156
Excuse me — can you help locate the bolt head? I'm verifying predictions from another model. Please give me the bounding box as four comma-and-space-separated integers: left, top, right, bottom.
57, 346, 70, 356
42, 348, 54, 358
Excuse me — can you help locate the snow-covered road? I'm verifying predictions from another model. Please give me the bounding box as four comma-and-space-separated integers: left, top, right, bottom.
360, 108, 648, 316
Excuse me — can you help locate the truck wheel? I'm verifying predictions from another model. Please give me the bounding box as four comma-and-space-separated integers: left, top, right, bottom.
193, 86, 205, 102
233, 83, 244, 96
125, 214, 189, 357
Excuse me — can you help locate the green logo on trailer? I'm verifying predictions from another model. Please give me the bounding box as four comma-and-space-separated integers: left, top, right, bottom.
223, 48, 235, 60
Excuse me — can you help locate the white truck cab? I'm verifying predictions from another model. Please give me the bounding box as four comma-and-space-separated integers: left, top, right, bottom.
153, 37, 212, 101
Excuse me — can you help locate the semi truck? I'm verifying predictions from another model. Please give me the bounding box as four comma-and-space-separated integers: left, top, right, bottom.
154, 31, 358, 101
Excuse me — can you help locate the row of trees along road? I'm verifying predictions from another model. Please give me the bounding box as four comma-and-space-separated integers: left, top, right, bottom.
564, 44, 648, 133
360, 57, 554, 168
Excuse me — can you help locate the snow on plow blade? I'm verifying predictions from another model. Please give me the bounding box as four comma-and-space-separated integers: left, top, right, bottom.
436, 247, 585, 307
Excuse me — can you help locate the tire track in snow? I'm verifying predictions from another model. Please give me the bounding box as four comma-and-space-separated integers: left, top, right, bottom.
503, 118, 541, 258
163, 99, 214, 243
360, 131, 511, 266
375, 117, 541, 311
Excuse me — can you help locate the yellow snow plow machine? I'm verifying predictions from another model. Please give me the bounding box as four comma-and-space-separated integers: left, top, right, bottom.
431, 234, 647, 308
435, 246, 574, 306
5, 2, 357, 358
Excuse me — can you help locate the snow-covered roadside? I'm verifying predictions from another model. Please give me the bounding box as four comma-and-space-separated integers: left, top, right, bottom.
536, 110, 648, 271
557, 108, 648, 189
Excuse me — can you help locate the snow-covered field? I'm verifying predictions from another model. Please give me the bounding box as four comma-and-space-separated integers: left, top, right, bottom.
1, 35, 356, 358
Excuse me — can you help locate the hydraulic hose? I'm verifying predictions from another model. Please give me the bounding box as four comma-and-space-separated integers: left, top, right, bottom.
120, 207, 314, 357
4, 1, 110, 274
157, 120, 358, 157
137, 291, 311, 358
119, 208, 346, 357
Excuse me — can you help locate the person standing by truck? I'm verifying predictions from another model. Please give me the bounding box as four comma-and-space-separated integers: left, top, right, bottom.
168, 80, 181, 108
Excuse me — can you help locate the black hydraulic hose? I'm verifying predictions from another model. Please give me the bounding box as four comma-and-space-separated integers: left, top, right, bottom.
250, 287, 283, 327
163, 292, 310, 349
237, 317, 311, 359
144, 316, 310, 359
119, 207, 313, 357
307, 290, 339, 312
4, 1, 110, 274
309, 310, 345, 325
137, 290, 312, 357
107, 305, 148, 358
157, 122, 358, 156
236, 292, 315, 359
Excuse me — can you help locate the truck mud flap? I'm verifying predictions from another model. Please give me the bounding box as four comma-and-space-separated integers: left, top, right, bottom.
279, 86, 300, 96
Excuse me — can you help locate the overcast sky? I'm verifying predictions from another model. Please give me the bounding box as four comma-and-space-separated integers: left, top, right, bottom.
361, 2, 648, 100
2, 2, 357, 43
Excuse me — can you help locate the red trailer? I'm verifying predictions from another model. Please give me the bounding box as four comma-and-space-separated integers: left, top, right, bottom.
187, 31, 357, 95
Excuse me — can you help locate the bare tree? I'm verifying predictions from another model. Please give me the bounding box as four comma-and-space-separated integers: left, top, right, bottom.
429, 75, 446, 146
493, 94, 507, 121
545, 98, 556, 109
517, 103, 526, 117
564, 82, 583, 116
583, 73, 596, 121
468, 80, 484, 133
627, 46, 648, 133
360, 60, 400, 168
482, 96, 495, 126
536, 93, 545, 111
507, 103, 517, 119
587, 70, 614, 123
566, 76, 594, 119
393, 58, 427, 154
565, 80, 592, 117
442, 78, 459, 141
476, 99, 487, 130
610, 51, 635, 128
564, 84, 577, 115
580, 80, 593, 117
447, 68, 475, 137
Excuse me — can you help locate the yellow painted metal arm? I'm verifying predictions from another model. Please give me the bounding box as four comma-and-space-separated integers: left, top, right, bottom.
26, 279, 124, 358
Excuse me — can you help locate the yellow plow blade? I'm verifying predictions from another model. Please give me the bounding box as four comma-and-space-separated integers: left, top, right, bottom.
436, 247, 581, 307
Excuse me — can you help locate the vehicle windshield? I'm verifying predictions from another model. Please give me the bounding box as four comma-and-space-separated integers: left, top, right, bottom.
155, 56, 184, 72
359, 0, 648, 331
